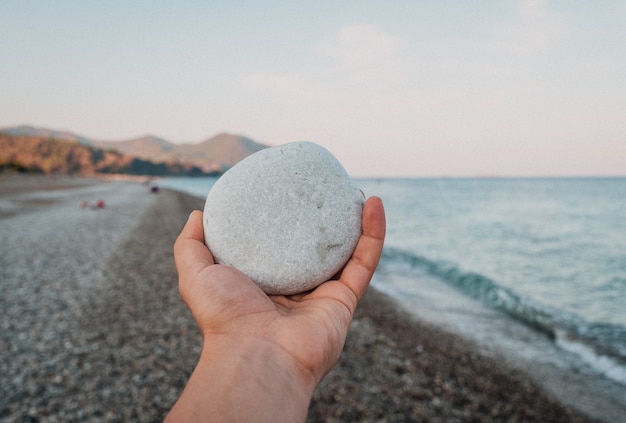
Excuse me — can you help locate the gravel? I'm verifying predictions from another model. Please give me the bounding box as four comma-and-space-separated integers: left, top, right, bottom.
1, 176, 202, 422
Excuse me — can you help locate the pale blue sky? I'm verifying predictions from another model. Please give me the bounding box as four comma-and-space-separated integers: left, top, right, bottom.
1, 1, 625, 176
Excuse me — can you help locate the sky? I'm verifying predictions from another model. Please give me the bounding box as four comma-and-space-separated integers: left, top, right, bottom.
1, 0, 625, 177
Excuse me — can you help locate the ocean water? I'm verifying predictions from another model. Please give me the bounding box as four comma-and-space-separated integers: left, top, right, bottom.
160, 176, 626, 386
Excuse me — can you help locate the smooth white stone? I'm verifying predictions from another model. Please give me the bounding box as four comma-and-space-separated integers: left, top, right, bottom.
203, 141, 364, 295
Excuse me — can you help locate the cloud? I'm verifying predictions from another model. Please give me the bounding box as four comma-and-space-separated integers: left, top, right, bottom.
242, 72, 338, 107
243, 73, 303, 95
314, 23, 404, 69
481, 0, 571, 57
243, 24, 407, 98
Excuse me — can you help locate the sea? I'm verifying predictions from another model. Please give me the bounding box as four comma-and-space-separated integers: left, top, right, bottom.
160, 176, 626, 388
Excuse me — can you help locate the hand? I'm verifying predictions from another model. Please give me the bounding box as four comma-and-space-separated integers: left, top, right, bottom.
166, 197, 385, 422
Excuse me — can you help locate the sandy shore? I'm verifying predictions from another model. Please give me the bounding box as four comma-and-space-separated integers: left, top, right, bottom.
0, 175, 605, 422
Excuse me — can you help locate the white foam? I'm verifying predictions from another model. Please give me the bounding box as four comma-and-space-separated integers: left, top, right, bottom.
555, 329, 626, 386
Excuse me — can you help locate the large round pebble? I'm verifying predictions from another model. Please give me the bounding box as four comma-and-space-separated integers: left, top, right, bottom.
203, 141, 364, 295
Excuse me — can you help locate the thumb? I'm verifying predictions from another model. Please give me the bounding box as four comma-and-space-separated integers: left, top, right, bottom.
174, 210, 215, 282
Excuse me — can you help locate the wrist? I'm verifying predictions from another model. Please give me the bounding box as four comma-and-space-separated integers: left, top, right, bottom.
204, 333, 318, 391
180, 334, 316, 422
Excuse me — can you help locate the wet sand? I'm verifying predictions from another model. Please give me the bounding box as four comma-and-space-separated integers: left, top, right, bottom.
0, 174, 607, 422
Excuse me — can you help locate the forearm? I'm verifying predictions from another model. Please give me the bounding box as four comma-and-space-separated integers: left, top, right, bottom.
164, 336, 316, 422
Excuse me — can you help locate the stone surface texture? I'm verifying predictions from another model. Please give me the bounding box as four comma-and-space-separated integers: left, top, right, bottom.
203, 141, 364, 295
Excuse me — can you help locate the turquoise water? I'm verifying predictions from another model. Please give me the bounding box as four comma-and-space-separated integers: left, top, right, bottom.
359, 178, 626, 382
160, 176, 626, 384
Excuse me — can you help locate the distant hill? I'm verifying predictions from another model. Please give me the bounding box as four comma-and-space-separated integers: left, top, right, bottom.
94, 133, 267, 173
2, 125, 269, 173
0, 125, 95, 146
0, 133, 213, 176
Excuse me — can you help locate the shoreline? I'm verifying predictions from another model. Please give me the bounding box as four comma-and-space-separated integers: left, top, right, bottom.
0, 175, 608, 421
369, 269, 626, 423
310, 288, 596, 422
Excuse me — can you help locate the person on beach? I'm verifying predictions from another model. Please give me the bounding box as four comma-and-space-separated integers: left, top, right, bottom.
165, 196, 386, 422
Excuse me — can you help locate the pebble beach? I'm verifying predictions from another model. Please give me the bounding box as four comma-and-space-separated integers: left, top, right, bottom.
0, 175, 607, 422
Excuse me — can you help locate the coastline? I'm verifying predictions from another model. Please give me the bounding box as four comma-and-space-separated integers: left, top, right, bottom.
311, 288, 598, 422
0, 175, 606, 421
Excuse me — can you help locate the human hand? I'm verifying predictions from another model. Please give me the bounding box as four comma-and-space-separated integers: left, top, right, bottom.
167, 196, 385, 422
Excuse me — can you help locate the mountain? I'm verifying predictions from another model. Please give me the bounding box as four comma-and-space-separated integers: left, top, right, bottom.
95, 135, 175, 157
1, 125, 95, 146
0, 133, 212, 176
0, 126, 269, 173
165, 133, 267, 172
93, 132, 267, 173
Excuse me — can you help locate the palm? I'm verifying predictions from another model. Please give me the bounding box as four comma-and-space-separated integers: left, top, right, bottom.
188, 263, 357, 380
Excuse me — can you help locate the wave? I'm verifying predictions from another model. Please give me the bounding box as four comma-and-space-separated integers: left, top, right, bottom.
379, 246, 626, 385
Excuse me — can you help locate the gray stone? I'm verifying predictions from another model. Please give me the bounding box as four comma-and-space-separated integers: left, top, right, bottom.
203, 141, 364, 295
